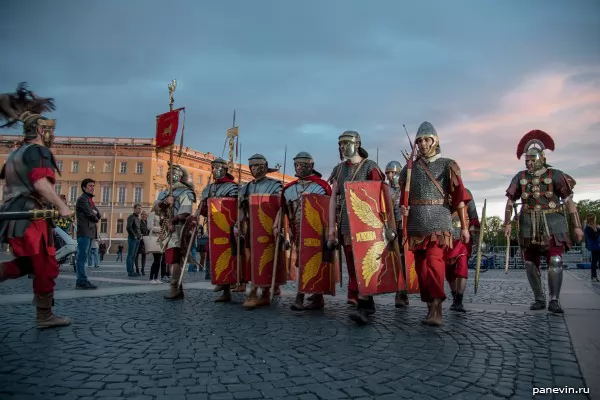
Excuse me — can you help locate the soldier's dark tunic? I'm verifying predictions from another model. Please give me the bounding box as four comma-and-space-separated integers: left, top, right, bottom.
0, 144, 61, 297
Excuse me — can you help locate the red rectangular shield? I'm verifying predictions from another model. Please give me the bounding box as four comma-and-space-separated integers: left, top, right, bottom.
402, 247, 420, 294
208, 197, 238, 285
298, 193, 338, 295
344, 181, 403, 296
248, 194, 287, 287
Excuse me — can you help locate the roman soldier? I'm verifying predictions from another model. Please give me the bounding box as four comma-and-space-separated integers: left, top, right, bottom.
399, 121, 471, 327
328, 131, 385, 324
273, 151, 331, 310
235, 153, 283, 308
445, 188, 480, 312
386, 160, 409, 308
200, 157, 239, 302
0, 83, 73, 328
154, 163, 196, 300
503, 129, 583, 314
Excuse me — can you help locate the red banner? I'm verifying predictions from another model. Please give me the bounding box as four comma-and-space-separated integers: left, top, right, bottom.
248, 194, 287, 287
208, 198, 238, 285
344, 181, 402, 296
298, 193, 338, 295
155, 110, 179, 148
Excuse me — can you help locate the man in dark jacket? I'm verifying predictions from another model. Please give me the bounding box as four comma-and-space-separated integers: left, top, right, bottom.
126, 204, 142, 277
75, 178, 99, 289
584, 213, 600, 282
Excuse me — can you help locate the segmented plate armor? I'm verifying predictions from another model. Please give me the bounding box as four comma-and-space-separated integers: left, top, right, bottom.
241, 177, 282, 197
508, 168, 571, 245
389, 185, 402, 228
399, 157, 455, 237
154, 182, 196, 250
201, 181, 239, 199
330, 159, 380, 235
284, 179, 327, 244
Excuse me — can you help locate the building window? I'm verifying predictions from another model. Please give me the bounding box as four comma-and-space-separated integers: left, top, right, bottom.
119, 162, 127, 174
102, 186, 111, 203
100, 218, 108, 234
136, 162, 143, 174
116, 219, 124, 234
57, 160, 63, 172
118, 187, 126, 203
71, 161, 79, 173
103, 161, 112, 173
197, 175, 203, 184
158, 165, 164, 176
55, 184, 62, 195
69, 185, 78, 202
134, 187, 143, 203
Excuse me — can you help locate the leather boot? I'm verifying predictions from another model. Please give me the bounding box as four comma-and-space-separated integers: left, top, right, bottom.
254, 288, 271, 307
453, 293, 466, 312
164, 264, 184, 300
212, 285, 224, 292
449, 290, 457, 310
232, 283, 246, 293
34, 293, 72, 329
242, 287, 259, 308
304, 294, 324, 310
215, 284, 232, 302
395, 291, 409, 308
291, 293, 305, 311
349, 299, 371, 325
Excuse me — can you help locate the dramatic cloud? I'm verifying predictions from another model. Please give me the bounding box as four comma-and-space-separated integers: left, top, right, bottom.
1, 0, 599, 217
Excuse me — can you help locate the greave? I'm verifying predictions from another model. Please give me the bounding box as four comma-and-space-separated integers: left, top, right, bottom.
525, 261, 545, 302
547, 255, 563, 301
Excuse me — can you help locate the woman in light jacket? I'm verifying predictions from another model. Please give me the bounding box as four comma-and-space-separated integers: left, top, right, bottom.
146, 211, 168, 283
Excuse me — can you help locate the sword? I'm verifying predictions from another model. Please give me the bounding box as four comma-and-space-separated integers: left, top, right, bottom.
0, 209, 65, 221
270, 146, 287, 302
474, 199, 487, 294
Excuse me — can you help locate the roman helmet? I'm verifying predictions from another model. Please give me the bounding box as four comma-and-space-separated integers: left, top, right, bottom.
414, 121, 440, 158
210, 157, 234, 180
166, 163, 192, 187
385, 160, 402, 187
0, 82, 56, 147
338, 130, 369, 160
248, 153, 279, 180
293, 151, 322, 178
516, 129, 555, 173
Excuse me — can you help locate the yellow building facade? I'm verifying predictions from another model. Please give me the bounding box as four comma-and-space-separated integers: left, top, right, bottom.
0, 134, 294, 251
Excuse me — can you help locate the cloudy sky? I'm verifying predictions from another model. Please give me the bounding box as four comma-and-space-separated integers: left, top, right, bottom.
2, 0, 599, 218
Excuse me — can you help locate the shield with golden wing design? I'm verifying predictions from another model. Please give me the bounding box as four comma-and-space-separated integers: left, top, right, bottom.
298, 193, 338, 295
402, 248, 420, 294
248, 194, 287, 287
344, 181, 402, 296
208, 198, 238, 285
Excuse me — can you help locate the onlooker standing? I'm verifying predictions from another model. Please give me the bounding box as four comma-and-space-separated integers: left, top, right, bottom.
135, 211, 149, 275
99, 242, 107, 262
147, 211, 165, 284
116, 244, 123, 262
126, 204, 142, 277
88, 239, 99, 268
584, 213, 600, 282
75, 178, 99, 289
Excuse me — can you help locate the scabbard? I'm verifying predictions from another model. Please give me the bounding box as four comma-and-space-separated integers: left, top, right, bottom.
0, 209, 58, 221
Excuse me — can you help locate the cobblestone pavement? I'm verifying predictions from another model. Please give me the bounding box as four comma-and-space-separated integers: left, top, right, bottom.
0, 289, 592, 400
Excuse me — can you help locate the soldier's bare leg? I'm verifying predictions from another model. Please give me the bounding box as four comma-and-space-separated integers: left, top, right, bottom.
343, 242, 359, 306
164, 248, 184, 300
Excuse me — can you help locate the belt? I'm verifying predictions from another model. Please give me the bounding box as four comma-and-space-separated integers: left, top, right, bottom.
409, 199, 448, 205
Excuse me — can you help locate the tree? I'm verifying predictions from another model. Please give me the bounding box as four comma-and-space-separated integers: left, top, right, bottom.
576, 199, 600, 225
483, 216, 504, 246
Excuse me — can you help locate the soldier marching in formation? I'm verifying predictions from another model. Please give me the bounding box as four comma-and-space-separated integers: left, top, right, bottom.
0, 82, 589, 329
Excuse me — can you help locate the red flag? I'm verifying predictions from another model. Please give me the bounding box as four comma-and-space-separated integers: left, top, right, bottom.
155, 110, 179, 148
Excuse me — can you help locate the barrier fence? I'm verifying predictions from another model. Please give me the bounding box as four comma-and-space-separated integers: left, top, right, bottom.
469, 246, 591, 270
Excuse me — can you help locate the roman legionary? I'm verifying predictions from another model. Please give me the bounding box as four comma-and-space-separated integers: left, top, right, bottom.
200, 157, 239, 302
386, 160, 409, 308
273, 151, 331, 310
154, 164, 196, 300
328, 131, 385, 324
398, 121, 471, 327
445, 188, 480, 312
0, 83, 73, 328
503, 129, 583, 314
235, 153, 283, 308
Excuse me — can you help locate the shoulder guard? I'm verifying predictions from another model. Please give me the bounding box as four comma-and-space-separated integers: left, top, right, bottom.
24, 144, 60, 175
447, 159, 461, 187
187, 190, 197, 203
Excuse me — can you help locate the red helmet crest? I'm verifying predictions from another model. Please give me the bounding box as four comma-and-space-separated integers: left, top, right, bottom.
516, 129, 555, 160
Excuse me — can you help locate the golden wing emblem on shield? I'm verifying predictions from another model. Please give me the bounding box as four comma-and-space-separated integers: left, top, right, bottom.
301, 252, 322, 287
215, 248, 232, 280
258, 243, 274, 274
409, 261, 417, 288
211, 203, 232, 233
304, 198, 323, 234
349, 190, 383, 229
258, 204, 274, 233
362, 241, 385, 287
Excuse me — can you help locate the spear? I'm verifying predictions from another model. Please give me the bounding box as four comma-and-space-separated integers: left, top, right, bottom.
270, 146, 287, 301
